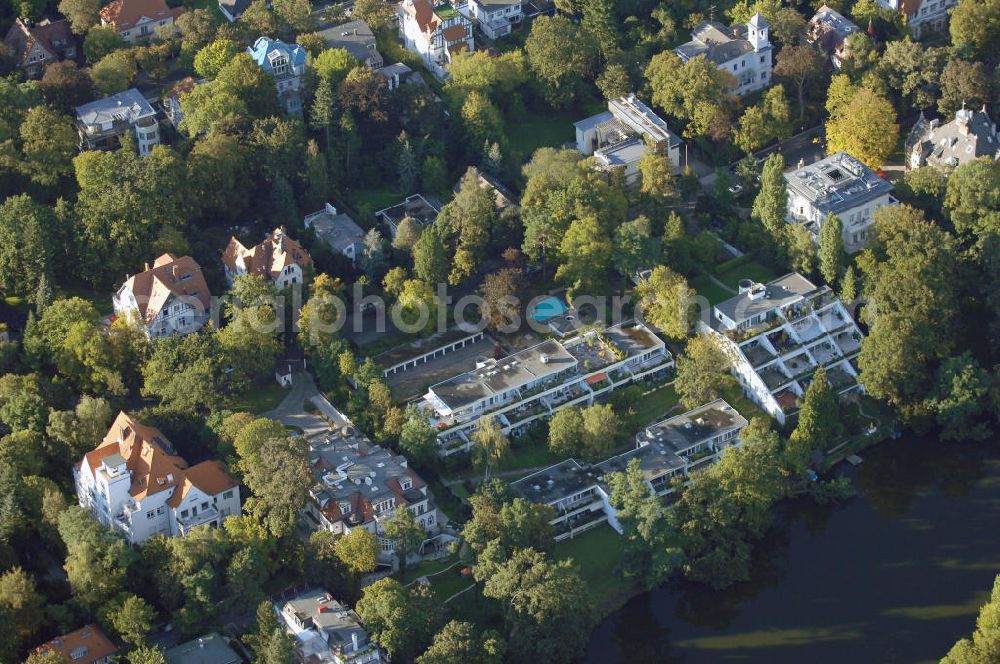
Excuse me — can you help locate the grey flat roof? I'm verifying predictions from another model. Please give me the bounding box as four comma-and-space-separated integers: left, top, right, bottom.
596, 138, 646, 167
574, 110, 614, 132
282, 589, 370, 649
639, 399, 748, 455
165, 633, 240, 664
715, 272, 817, 326
784, 151, 894, 214
75, 88, 155, 127
676, 21, 753, 65
376, 193, 441, 226
509, 458, 597, 505
430, 338, 576, 411
377, 62, 413, 78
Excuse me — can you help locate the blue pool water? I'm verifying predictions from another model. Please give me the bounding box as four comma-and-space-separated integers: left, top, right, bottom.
530, 296, 568, 322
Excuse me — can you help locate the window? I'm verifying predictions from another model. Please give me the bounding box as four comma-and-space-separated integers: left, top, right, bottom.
146, 510, 155, 519
201, 501, 209, 510
760, 55, 765, 63
156, 506, 164, 515
223, 490, 233, 500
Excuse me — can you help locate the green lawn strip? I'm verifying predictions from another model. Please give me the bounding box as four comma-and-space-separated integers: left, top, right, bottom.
348, 186, 403, 214
551, 525, 635, 612
714, 261, 779, 290
628, 382, 680, 430
224, 383, 287, 414
689, 274, 733, 306
496, 442, 562, 474
720, 382, 766, 420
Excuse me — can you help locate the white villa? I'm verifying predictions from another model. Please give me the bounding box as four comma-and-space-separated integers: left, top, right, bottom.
222, 227, 312, 290
398, 0, 474, 79
277, 589, 382, 664
675, 13, 772, 96
784, 151, 898, 253
75, 412, 241, 545
74, 88, 160, 156
700, 273, 865, 425
510, 400, 748, 540
878, 0, 956, 38
459, 0, 522, 39
574, 94, 683, 185
420, 322, 674, 455
113, 253, 212, 339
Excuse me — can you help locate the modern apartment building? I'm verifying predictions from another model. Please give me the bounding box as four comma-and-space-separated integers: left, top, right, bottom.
75, 88, 160, 156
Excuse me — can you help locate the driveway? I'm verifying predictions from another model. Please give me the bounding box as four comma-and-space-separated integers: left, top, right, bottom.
264, 372, 328, 435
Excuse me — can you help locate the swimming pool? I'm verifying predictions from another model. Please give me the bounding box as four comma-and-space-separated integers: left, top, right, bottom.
530, 296, 569, 322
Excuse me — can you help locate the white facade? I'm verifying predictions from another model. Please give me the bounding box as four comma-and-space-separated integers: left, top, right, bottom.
462, 0, 522, 39
878, 0, 956, 38
113, 288, 208, 339
75, 88, 160, 156
675, 13, 772, 97
398, 0, 474, 80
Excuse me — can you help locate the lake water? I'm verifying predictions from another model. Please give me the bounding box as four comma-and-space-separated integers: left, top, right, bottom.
585, 435, 1000, 663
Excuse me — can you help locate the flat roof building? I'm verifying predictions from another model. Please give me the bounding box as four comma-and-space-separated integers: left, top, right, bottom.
165, 633, 241, 664
304, 203, 366, 265
785, 151, 897, 253
75, 88, 160, 156
279, 589, 382, 664
376, 193, 442, 238
510, 399, 748, 539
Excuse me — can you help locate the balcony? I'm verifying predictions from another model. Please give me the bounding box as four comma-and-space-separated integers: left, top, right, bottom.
177, 506, 220, 534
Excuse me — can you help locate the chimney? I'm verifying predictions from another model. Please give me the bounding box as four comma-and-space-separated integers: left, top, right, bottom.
144, 262, 150, 272
198, 638, 205, 648
352, 632, 359, 651
172, 265, 180, 282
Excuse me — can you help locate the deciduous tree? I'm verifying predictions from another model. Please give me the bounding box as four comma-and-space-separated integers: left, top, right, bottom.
675, 335, 731, 409
825, 87, 898, 169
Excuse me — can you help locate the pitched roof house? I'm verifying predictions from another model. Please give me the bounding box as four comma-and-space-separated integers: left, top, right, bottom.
100, 0, 185, 42
906, 106, 1000, 171
807, 5, 859, 69
163, 76, 202, 129
247, 36, 307, 114
304, 203, 366, 265
675, 13, 772, 96
165, 633, 241, 664
222, 227, 312, 290
33, 625, 117, 664
218, 0, 251, 22
74, 412, 241, 544
3, 17, 75, 78
877, 0, 957, 38
113, 253, 212, 338
317, 19, 384, 69
398, 0, 474, 80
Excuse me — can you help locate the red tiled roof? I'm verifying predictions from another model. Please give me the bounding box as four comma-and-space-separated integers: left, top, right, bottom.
100, 0, 185, 31
222, 228, 312, 283
3, 18, 73, 65
118, 253, 211, 324
34, 624, 117, 664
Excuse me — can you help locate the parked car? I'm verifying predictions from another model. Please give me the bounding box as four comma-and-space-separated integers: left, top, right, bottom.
728, 183, 744, 195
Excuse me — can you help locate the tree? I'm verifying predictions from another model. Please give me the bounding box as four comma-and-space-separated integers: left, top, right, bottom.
818, 213, 843, 286
580, 403, 620, 461
334, 525, 379, 578
547, 406, 583, 457
826, 88, 898, 169
0, 195, 54, 298
107, 594, 156, 646
770, 7, 807, 45
950, 0, 1000, 60
638, 148, 678, 205
240, 0, 279, 37
927, 352, 994, 443
412, 224, 449, 285
461, 90, 503, 148
733, 104, 770, 155
58, 0, 101, 34
945, 158, 1000, 251
479, 267, 523, 332
774, 45, 824, 120
383, 506, 425, 579
877, 38, 946, 110
471, 416, 509, 481
941, 572, 1000, 663
0, 566, 45, 646
635, 265, 694, 340
238, 429, 313, 538
556, 215, 612, 300
127, 645, 168, 664
786, 367, 841, 471
675, 335, 731, 409
19, 106, 77, 186
858, 205, 959, 420
525, 15, 597, 107
353, 0, 396, 30
83, 25, 126, 63
596, 62, 631, 100
762, 84, 791, 139
607, 459, 683, 588
194, 39, 241, 80
482, 548, 590, 663
580, 0, 619, 57
751, 152, 787, 238
418, 621, 505, 664
398, 407, 438, 463
357, 578, 439, 660
938, 57, 992, 119
825, 74, 855, 119
39, 61, 94, 113
273, 0, 313, 33
646, 52, 737, 138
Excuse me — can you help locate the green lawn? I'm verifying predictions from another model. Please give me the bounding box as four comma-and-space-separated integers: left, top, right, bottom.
714, 260, 779, 291
348, 186, 404, 214
496, 443, 562, 474
552, 525, 632, 610
721, 382, 765, 421
690, 274, 734, 306
224, 383, 287, 414
505, 100, 604, 164
629, 382, 681, 429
